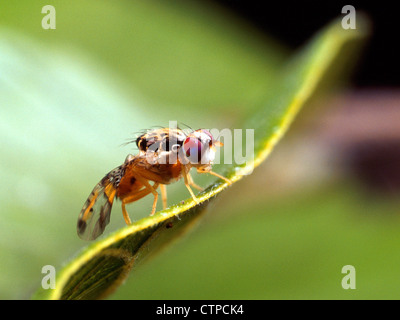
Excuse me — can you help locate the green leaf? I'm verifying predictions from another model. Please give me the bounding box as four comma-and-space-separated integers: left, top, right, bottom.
0, 0, 284, 299
32, 17, 369, 300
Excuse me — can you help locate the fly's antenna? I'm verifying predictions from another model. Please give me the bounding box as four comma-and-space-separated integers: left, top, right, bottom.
179, 122, 194, 135
150, 125, 164, 130
120, 128, 149, 148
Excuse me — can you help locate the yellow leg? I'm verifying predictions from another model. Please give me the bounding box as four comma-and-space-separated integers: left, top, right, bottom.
150, 192, 158, 216
133, 175, 160, 215
206, 170, 232, 185
160, 184, 167, 209
121, 182, 159, 224
183, 168, 199, 204
121, 188, 151, 225
121, 202, 133, 225
187, 172, 203, 191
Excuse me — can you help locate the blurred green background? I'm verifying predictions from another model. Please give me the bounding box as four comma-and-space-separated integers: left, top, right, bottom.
1, 0, 400, 299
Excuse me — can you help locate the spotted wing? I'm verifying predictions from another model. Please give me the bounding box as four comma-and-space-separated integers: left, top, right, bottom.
77, 165, 124, 240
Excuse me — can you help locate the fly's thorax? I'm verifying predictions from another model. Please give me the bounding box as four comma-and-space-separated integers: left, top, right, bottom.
136, 128, 185, 154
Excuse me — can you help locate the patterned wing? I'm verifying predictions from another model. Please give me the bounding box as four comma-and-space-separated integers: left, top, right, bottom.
77, 165, 124, 240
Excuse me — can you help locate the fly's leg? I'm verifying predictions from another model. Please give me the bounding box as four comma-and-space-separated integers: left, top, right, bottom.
160, 184, 167, 210
198, 169, 232, 185
187, 172, 203, 191
133, 175, 160, 216
121, 182, 159, 224
183, 167, 199, 204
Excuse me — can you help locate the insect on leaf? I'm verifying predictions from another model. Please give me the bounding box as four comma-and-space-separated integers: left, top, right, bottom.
32, 17, 369, 300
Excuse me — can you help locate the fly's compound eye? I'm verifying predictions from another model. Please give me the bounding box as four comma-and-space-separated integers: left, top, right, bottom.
183, 136, 202, 163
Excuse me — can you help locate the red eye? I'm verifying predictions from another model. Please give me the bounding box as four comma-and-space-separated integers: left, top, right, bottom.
183, 136, 202, 163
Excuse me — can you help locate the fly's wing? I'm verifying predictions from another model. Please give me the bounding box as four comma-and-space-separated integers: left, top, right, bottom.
77, 165, 124, 240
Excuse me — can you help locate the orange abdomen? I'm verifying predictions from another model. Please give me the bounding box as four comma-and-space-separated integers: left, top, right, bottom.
117, 171, 144, 199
